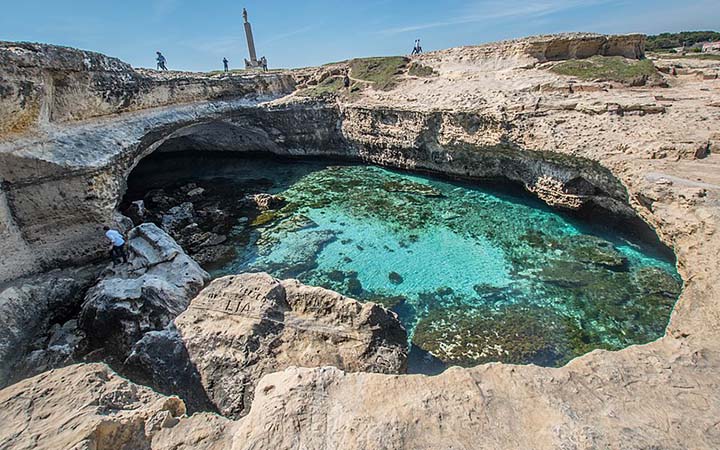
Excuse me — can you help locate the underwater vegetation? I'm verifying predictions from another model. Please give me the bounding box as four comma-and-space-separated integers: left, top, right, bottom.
205, 160, 681, 373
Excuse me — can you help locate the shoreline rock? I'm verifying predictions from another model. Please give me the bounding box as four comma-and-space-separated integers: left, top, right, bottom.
128, 273, 407, 418
79, 223, 208, 360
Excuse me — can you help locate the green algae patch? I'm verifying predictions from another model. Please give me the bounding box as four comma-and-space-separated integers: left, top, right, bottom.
560, 235, 627, 269
382, 179, 443, 197
413, 303, 584, 367
550, 56, 661, 84
251, 210, 280, 227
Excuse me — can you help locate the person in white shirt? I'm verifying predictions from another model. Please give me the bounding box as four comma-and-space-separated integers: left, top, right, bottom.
103, 226, 128, 266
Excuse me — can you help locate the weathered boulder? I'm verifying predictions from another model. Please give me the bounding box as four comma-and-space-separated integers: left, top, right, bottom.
161, 202, 196, 235
79, 223, 208, 359
0, 363, 188, 450
129, 273, 407, 418
0, 267, 98, 386
245, 193, 287, 211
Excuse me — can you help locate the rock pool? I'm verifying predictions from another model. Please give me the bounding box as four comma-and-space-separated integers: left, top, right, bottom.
127, 155, 682, 374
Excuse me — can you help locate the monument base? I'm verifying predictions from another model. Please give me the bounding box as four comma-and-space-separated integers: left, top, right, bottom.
245, 58, 261, 69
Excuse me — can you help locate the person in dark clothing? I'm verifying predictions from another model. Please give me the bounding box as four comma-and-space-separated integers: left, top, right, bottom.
103, 225, 128, 266
411, 39, 423, 55
223, 57, 229, 72
343, 71, 351, 89
156, 51, 168, 71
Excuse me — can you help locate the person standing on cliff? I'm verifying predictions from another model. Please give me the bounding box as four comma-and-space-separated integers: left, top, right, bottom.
103, 226, 128, 266
223, 57, 229, 72
156, 51, 168, 71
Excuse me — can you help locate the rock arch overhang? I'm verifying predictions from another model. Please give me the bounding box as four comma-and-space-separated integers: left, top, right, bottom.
0, 99, 670, 287
125, 103, 641, 228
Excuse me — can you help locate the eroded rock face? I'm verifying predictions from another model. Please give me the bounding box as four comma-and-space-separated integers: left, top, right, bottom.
80, 223, 208, 359
0, 266, 98, 386
0, 363, 188, 450
128, 273, 407, 418
0, 41, 295, 136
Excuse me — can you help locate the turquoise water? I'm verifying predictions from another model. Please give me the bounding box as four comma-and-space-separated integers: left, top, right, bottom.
206, 158, 681, 373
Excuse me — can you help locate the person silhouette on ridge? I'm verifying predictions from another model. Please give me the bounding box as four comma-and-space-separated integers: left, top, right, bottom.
156, 51, 168, 71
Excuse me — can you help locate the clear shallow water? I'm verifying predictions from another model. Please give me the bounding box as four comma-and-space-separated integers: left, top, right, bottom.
201, 158, 682, 374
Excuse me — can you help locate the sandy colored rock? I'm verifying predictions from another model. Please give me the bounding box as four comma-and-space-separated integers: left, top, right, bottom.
129, 273, 407, 418
0, 363, 187, 450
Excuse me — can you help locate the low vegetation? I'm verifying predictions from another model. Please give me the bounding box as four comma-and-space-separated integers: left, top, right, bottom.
348, 56, 409, 90
550, 56, 661, 84
300, 76, 346, 98
646, 31, 720, 52
407, 62, 437, 78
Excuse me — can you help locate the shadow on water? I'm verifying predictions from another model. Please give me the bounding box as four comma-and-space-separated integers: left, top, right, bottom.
124, 151, 682, 376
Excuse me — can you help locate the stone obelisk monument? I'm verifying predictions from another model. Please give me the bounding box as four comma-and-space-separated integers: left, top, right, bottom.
243, 8, 259, 68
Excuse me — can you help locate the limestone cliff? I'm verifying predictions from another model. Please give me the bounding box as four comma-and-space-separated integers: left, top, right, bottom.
1, 32, 720, 450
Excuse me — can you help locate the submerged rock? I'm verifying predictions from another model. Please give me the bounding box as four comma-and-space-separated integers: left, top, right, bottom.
413, 303, 582, 367
388, 271, 404, 284
382, 179, 443, 197
79, 223, 208, 359
562, 235, 627, 269
248, 193, 287, 210
633, 266, 682, 297
131, 273, 407, 418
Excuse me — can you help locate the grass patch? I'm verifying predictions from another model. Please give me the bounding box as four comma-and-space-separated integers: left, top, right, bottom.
408, 62, 437, 77
550, 56, 661, 83
299, 76, 346, 98
349, 56, 409, 90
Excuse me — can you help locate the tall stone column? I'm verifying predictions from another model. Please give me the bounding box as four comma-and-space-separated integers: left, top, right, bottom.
243, 8, 258, 67
244, 21, 258, 64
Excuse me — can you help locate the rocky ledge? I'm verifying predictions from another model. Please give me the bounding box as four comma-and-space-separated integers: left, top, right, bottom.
127, 272, 407, 418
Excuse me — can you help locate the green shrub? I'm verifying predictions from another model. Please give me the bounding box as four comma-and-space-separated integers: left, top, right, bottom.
646, 31, 720, 51
550, 56, 660, 83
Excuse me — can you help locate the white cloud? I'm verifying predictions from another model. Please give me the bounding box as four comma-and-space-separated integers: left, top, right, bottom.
377, 0, 621, 35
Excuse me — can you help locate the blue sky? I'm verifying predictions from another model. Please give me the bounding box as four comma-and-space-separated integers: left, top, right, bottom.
2, 0, 718, 71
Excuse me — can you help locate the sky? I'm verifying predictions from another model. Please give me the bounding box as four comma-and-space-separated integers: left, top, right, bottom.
1, 0, 719, 71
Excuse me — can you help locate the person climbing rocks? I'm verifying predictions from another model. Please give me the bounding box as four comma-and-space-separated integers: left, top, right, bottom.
103, 226, 128, 266
223, 57, 229, 72
156, 51, 168, 71
411, 39, 423, 56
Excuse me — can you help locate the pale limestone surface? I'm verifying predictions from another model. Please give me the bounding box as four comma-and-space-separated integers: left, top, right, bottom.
0, 363, 187, 450
129, 273, 407, 418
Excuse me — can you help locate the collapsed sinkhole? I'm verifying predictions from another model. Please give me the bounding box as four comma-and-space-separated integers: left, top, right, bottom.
121, 150, 682, 376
